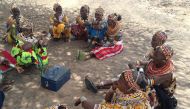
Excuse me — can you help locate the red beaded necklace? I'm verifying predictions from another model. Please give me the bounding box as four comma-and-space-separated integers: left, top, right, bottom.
147, 60, 174, 76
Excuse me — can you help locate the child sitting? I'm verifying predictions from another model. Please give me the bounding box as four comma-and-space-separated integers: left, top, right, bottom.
49, 3, 71, 41
16, 22, 38, 45
6, 4, 30, 44
87, 7, 107, 49
104, 13, 122, 46
71, 5, 90, 41
77, 13, 123, 60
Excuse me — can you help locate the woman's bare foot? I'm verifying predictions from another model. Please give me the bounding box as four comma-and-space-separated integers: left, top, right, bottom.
85, 55, 91, 61
16, 66, 24, 73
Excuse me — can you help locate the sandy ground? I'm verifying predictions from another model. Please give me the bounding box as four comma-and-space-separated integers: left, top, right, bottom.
0, 0, 190, 109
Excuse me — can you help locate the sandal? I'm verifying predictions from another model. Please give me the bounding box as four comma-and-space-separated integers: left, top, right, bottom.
84, 76, 98, 93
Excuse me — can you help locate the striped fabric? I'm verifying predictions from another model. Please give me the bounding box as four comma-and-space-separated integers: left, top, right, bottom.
92, 41, 123, 60
147, 60, 175, 76
0, 50, 16, 72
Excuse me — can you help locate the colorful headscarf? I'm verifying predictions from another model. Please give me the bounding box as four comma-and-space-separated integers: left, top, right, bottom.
95, 7, 104, 15
154, 31, 167, 43
123, 70, 140, 91
159, 44, 173, 60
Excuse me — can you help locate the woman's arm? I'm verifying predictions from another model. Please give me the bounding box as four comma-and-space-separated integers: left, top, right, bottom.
153, 73, 172, 86
104, 89, 114, 103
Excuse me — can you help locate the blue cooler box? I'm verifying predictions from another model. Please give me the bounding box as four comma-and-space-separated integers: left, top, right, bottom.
41, 65, 71, 92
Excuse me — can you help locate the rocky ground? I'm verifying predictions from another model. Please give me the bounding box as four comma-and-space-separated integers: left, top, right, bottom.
0, 0, 190, 109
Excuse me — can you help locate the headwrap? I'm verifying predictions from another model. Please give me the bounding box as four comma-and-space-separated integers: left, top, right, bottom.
95, 7, 104, 15
159, 44, 173, 60
53, 3, 62, 12
154, 31, 167, 43
123, 70, 140, 91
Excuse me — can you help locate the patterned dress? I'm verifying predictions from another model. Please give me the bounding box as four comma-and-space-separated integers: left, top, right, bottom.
94, 89, 151, 109
50, 14, 71, 39
88, 18, 107, 41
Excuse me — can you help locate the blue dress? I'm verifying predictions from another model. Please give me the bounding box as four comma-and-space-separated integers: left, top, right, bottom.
88, 19, 107, 41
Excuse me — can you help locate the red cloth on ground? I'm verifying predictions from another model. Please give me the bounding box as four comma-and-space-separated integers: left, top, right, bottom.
0, 50, 16, 72
92, 41, 123, 60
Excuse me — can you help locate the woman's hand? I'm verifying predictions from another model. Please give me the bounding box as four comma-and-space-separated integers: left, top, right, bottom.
104, 89, 114, 103
15, 66, 24, 73
136, 60, 149, 66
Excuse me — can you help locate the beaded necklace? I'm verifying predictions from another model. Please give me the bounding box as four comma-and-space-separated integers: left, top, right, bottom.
147, 60, 174, 76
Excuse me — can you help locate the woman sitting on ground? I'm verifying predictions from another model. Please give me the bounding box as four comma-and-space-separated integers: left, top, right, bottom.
85, 44, 177, 109
75, 71, 151, 109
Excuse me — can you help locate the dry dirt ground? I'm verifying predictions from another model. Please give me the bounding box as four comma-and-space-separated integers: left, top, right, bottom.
0, 0, 190, 109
